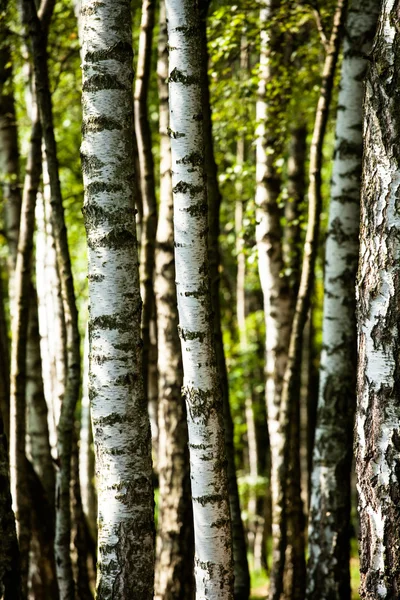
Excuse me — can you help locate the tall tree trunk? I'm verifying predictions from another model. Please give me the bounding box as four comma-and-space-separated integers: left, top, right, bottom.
269, 2, 347, 599
198, 4, 250, 598
255, 1, 293, 596
21, 1, 81, 596
165, 1, 234, 597
154, 2, 194, 598
307, 2, 379, 599
134, 0, 159, 453
81, 1, 155, 598
356, 1, 400, 597
9, 107, 42, 598
0, 411, 22, 599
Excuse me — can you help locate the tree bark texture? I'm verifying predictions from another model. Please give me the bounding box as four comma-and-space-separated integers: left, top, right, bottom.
21, 1, 81, 596
165, 1, 234, 597
307, 2, 379, 599
154, 2, 194, 598
199, 4, 250, 598
81, 1, 155, 598
134, 0, 158, 431
356, 1, 400, 597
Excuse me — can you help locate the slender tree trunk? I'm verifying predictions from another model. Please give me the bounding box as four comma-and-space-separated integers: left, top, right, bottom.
26, 283, 55, 512
9, 107, 42, 599
307, 2, 379, 599
356, 1, 400, 597
81, 1, 155, 598
79, 327, 97, 544
165, 1, 234, 597
255, 2, 293, 596
154, 2, 194, 598
269, 3, 347, 599
0, 412, 22, 599
0, 270, 9, 439
21, 2, 81, 596
134, 0, 159, 451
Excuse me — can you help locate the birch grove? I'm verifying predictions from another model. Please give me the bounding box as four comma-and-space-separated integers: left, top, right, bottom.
4, 0, 400, 598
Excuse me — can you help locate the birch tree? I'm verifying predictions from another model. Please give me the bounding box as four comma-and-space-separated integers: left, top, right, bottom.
165, 0, 234, 597
81, 1, 154, 598
356, 1, 400, 597
307, 2, 379, 598
154, 1, 194, 597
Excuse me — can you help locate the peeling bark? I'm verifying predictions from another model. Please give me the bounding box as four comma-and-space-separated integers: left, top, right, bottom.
356, 1, 400, 597
307, 2, 379, 598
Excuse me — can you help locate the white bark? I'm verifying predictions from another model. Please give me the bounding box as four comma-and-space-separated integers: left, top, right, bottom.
81, 1, 154, 598
356, 1, 400, 597
165, 1, 234, 598
307, 2, 379, 598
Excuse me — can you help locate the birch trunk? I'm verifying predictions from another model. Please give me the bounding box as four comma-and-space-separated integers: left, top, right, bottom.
255, 2, 293, 595
270, 3, 347, 599
154, 2, 194, 597
356, 1, 400, 597
198, 4, 249, 597
165, 1, 234, 597
134, 0, 159, 452
307, 2, 379, 599
81, 1, 154, 597
21, 1, 81, 596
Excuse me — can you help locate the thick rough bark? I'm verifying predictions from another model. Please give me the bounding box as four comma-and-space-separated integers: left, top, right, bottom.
199, 5, 250, 598
154, 2, 194, 598
356, 2, 400, 597
81, 1, 155, 598
21, 1, 81, 596
165, 1, 234, 597
270, 3, 347, 599
307, 2, 379, 599
0, 412, 21, 599
134, 0, 158, 447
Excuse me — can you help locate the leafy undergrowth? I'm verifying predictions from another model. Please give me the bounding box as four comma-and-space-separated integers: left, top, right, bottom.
250, 540, 361, 600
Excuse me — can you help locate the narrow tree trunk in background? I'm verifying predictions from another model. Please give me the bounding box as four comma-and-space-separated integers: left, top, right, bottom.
81, 1, 154, 597
26, 284, 55, 512
0, 27, 21, 276
283, 126, 307, 297
166, 1, 234, 597
0, 271, 9, 438
134, 0, 159, 455
307, 2, 379, 599
199, 5, 250, 597
255, 2, 293, 596
9, 108, 42, 597
154, 3, 194, 598
284, 125, 307, 600
22, 1, 81, 596
356, 2, 400, 597
0, 412, 21, 599
79, 327, 97, 544
270, 3, 347, 599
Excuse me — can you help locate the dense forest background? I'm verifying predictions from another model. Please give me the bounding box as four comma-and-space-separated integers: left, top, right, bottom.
0, 0, 397, 599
